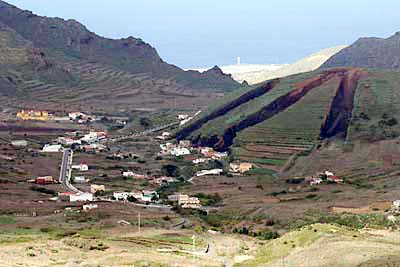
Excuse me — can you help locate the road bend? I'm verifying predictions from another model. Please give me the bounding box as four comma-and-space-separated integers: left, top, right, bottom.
59, 149, 81, 193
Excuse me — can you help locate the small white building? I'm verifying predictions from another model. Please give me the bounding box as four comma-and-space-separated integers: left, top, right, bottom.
72, 164, 89, 172
113, 192, 131, 201
69, 193, 93, 202
192, 158, 210, 164
171, 147, 191, 156
83, 204, 98, 211
58, 137, 81, 146
325, 171, 334, 177
42, 144, 62, 153
178, 114, 189, 120
392, 200, 400, 210
123, 171, 135, 177
74, 176, 87, 183
196, 169, 223, 177
310, 178, 323, 186
11, 140, 28, 147
69, 112, 85, 120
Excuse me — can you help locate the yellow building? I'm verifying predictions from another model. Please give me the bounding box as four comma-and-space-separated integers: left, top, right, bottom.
17, 110, 51, 121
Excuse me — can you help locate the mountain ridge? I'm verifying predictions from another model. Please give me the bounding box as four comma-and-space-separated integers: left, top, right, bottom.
321, 32, 400, 69
0, 0, 243, 110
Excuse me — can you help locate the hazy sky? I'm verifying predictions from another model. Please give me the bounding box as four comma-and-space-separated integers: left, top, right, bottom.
6, 0, 400, 68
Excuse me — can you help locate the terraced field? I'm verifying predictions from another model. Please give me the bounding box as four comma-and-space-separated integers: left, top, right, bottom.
348, 70, 400, 141
232, 77, 341, 173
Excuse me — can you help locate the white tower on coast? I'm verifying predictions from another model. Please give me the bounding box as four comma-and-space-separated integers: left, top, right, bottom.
237, 57, 241, 65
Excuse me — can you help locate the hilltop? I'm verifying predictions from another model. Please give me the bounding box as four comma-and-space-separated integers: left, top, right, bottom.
321, 32, 400, 69
0, 1, 243, 111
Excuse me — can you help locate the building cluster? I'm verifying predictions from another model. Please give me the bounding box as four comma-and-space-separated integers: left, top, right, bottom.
305, 171, 344, 186
168, 193, 201, 209
160, 141, 191, 157
41, 131, 108, 154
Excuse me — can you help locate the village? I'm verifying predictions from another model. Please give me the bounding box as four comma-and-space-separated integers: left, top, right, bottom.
8, 108, 400, 225
11, 108, 259, 214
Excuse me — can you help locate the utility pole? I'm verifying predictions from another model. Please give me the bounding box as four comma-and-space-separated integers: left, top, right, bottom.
138, 212, 141, 233
192, 235, 196, 262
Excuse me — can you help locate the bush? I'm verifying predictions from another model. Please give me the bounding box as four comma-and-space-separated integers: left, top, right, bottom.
29, 186, 57, 196
161, 164, 180, 177
194, 193, 222, 206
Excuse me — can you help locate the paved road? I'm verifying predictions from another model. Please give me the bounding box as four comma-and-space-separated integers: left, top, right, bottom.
107, 121, 179, 143
59, 149, 81, 193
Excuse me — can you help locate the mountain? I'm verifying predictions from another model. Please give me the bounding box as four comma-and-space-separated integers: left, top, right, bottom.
175, 67, 400, 180
189, 46, 346, 85
189, 64, 288, 83
0, 1, 243, 110
321, 32, 400, 69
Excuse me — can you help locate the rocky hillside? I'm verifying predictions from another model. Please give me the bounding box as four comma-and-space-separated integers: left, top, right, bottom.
0, 1, 243, 110
321, 32, 400, 69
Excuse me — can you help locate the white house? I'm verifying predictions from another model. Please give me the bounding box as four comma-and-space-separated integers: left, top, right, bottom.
123, 171, 135, 177
392, 200, 400, 210
69, 193, 93, 202
196, 169, 224, 177
192, 158, 210, 164
69, 112, 85, 120
11, 140, 28, 147
42, 144, 62, 153
178, 114, 189, 120
81, 131, 106, 143
310, 178, 323, 186
57, 137, 81, 146
156, 132, 171, 140
74, 176, 87, 183
325, 171, 334, 177
171, 147, 191, 156
72, 164, 89, 172
83, 204, 98, 211
113, 192, 131, 201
